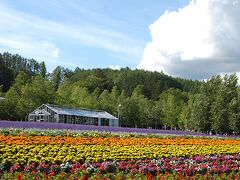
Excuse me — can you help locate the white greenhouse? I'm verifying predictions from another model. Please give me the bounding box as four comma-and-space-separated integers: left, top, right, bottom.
28, 104, 119, 127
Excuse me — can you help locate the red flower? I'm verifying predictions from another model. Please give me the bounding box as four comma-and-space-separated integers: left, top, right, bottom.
96, 173, 100, 178
49, 171, 55, 176
130, 173, 133, 179
16, 174, 22, 180
71, 168, 75, 174
9, 169, 11, 179
149, 174, 153, 180
81, 174, 86, 180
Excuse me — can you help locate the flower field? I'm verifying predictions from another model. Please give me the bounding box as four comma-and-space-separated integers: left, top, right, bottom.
1, 130, 240, 179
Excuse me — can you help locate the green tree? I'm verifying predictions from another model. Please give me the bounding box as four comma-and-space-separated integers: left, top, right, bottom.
40, 61, 47, 78
179, 95, 193, 130
131, 85, 152, 128
190, 76, 221, 133
178, 104, 188, 130
190, 74, 239, 134
70, 86, 92, 109
99, 89, 114, 114
210, 74, 238, 134
0, 55, 14, 92
51, 66, 62, 91
228, 94, 240, 134
159, 88, 187, 130
15, 76, 56, 120
91, 87, 101, 110
117, 90, 126, 126
190, 94, 210, 132
56, 79, 73, 107
120, 97, 140, 127
0, 99, 13, 120
62, 68, 74, 79
4, 71, 29, 120
109, 86, 120, 115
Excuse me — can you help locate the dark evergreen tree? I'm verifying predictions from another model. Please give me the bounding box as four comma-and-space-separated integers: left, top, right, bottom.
51, 66, 62, 91
40, 62, 47, 78
0, 54, 14, 92
4, 71, 29, 120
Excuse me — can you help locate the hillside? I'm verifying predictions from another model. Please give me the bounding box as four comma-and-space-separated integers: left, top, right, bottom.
1, 52, 240, 135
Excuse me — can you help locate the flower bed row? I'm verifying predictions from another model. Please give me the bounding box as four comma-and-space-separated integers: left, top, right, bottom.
5, 156, 240, 179
1, 144, 240, 168
0, 120, 210, 136
1, 135, 240, 146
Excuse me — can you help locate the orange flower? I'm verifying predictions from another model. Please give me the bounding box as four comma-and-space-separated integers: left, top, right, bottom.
1, 135, 240, 146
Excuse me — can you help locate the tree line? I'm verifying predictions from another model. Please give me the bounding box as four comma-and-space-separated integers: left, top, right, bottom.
0, 52, 46, 92
0, 52, 240, 135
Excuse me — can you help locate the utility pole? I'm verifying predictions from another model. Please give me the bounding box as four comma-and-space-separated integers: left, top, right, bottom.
118, 104, 121, 126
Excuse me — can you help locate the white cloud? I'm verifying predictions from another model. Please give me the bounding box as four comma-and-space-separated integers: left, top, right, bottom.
109, 65, 120, 70
0, 2, 141, 66
0, 37, 59, 63
137, 0, 240, 79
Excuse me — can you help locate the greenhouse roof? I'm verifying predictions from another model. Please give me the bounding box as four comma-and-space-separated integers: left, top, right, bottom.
44, 104, 118, 120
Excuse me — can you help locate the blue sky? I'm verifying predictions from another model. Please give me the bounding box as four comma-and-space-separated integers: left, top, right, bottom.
1, 0, 240, 80
0, 0, 189, 72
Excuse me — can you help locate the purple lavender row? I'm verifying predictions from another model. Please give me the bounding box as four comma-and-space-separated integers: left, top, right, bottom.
0, 120, 239, 138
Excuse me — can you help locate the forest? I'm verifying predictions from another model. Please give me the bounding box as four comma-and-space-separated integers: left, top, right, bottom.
1, 52, 240, 135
